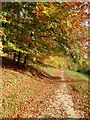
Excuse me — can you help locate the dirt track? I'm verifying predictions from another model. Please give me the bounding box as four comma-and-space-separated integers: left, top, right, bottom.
2, 57, 89, 119
12, 69, 87, 119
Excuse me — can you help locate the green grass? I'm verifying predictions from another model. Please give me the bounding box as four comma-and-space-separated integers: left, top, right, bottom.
65, 69, 90, 81
65, 69, 90, 92
39, 67, 90, 92
39, 66, 57, 76
32, 63, 58, 76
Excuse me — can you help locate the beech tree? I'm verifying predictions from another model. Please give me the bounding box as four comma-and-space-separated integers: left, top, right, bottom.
1, 2, 89, 65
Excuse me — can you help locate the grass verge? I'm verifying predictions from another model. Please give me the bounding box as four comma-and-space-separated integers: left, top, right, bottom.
65, 69, 90, 92
65, 69, 90, 81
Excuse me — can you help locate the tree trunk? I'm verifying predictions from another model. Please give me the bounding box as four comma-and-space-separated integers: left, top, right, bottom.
23, 54, 28, 67
13, 52, 16, 62
17, 51, 21, 63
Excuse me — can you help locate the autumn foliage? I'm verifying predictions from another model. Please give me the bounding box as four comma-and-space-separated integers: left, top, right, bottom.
1, 2, 89, 63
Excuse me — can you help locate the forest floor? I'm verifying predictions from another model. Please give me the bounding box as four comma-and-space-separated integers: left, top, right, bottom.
2, 57, 89, 119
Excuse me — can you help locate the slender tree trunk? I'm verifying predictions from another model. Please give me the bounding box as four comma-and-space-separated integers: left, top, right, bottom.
68, 65, 70, 70
17, 51, 21, 63
13, 52, 16, 62
23, 54, 28, 67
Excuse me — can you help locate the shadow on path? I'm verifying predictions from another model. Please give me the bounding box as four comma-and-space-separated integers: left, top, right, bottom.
2, 57, 75, 82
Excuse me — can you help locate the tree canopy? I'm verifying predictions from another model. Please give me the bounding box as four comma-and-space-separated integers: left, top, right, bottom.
1, 2, 89, 64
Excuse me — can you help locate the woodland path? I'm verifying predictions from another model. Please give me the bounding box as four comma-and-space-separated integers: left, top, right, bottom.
12, 68, 85, 119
